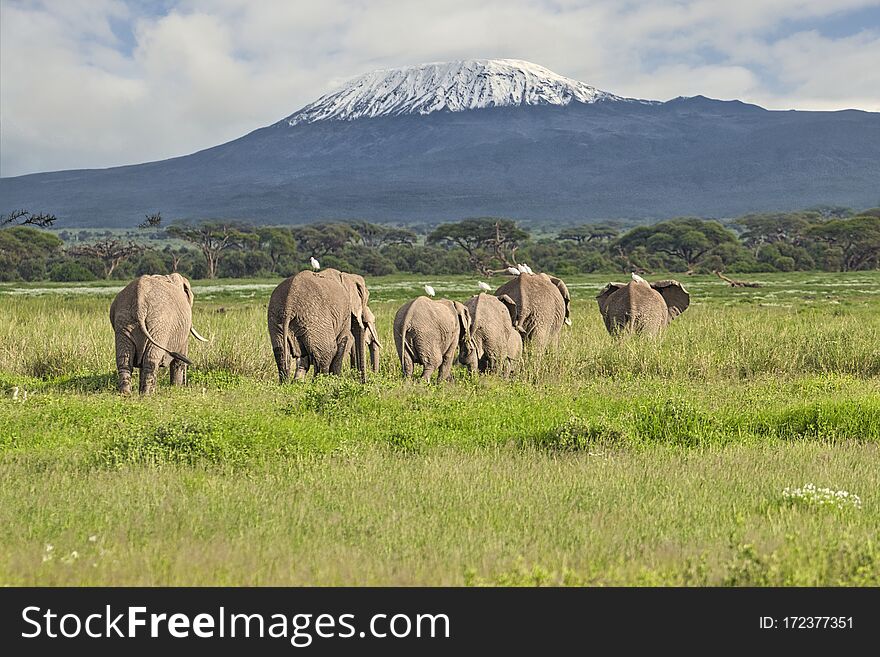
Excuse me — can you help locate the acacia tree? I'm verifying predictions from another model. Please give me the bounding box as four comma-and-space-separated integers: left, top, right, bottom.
351, 221, 417, 248
68, 239, 146, 278
557, 222, 619, 244
290, 223, 357, 259
427, 218, 530, 275
167, 221, 254, 279
616, 217, 741, 273
733, 212, 817, 255
257, 226, 299, 273
808, 215, 880, 271
138, 212, 163, 230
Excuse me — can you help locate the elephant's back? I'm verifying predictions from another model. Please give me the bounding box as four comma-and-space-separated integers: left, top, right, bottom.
273, 271, 344, 312
285, 271, 349, 338
109, 277, 142, 327
468, 294, 510, 350
500, 275, 563, 336
395, 297, 456, 350
143, 278, 192, 354
609, 283, 667, 332
630, 284, 668, 330
393, 299, 416, 333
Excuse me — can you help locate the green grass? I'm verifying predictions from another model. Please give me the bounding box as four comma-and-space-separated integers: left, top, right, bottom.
1, 271, 879, 585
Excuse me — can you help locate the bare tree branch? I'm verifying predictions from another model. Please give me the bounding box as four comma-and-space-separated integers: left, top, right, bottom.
1, 209, 58, 228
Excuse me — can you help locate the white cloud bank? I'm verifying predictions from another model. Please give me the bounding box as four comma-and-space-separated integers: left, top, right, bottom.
1, 0, 878, 176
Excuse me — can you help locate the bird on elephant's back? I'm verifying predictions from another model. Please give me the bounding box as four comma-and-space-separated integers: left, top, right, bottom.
493, 272, 571, 349
596, 273, 690, 336
109, 273, 209, 395
267, 267, 372, 383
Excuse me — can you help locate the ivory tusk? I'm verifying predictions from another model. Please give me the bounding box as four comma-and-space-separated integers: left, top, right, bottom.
191, 326, 210, 342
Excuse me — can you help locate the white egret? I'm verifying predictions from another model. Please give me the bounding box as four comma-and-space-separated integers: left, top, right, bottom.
523, 264, 534, 274
310, 256, 320, 271
517, 263, 528, 274
11, 386, 19, 401
631, 272, 648, 285
478, 281, 492, 292
424, 284, 436, 297
507, 267, 520, 276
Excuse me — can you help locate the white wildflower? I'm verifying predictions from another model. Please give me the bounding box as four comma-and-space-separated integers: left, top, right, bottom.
782, 483, 862, 510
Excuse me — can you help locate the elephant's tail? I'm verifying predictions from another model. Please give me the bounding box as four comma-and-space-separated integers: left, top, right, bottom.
270, 317, 291, 381
394, 323, 415, 376
400, 341, 415, 376
138, 316, 193, 366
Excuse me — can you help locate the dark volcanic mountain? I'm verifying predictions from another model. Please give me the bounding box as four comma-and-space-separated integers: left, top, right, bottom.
2, 59, 878, 227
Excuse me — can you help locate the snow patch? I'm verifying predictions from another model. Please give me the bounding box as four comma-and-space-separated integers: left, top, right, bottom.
281, 59, 650, 125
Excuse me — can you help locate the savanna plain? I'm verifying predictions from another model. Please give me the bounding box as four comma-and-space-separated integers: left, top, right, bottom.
1, 272, 878, 585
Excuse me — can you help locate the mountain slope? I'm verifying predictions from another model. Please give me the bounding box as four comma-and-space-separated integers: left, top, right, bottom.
1, 60, 878, 227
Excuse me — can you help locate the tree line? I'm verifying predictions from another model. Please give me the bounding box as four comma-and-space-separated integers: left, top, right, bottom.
1, 208, 878, 282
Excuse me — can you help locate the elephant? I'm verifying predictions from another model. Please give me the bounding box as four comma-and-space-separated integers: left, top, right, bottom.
109, 273, 209, 394
493, 272, 571, 349
347, 305, 381, 373
393, 296, 477, 381
595, 273, 690, 335
268, 268, 371, 383
460, 293, 523, 376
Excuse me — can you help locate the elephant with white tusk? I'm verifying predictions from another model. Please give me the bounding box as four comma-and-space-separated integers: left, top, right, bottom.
493, 271, 571, 350
596, 273, 690, 335
109, 273, 209, 395
268, 268, 372, 383
460, 293, 523, 376
393, 296, 477, 382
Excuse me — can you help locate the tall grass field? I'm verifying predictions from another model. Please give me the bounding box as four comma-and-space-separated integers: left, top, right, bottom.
1, 272, 879, 585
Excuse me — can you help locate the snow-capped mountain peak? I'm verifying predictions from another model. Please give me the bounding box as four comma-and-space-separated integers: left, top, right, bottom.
281, 59, 632, 125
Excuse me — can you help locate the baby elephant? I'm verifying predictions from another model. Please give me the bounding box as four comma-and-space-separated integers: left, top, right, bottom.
596, 273, 690, 335
393, 296, 477, 381
461, 293, 523, 376
109, 273, 209, 394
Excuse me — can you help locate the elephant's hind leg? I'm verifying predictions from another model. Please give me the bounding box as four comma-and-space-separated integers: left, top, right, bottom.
311, 345, 336, 377
419, 364, 437, 382
294, 356, 310, 381
330, 334, 350, 375
401, 354, 414, 379
139, 346, 161, 395
115, 336, 135, 395
437, 343, 457, 383
170, 359, 187, 386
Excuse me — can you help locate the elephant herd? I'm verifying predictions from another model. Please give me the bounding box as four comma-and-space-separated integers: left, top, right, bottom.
109, 269, 689, 393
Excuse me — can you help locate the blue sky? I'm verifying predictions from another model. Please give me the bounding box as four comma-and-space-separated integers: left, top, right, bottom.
2, 0, 879, 176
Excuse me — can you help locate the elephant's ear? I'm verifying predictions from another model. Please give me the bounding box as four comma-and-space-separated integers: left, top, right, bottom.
177, 274, 195, 307
348, 275, 369, 328
497, 294, 519, 328
454, 302, 472, 337
596, 283, 625, 317
548, 275, 571, 323
651, 280, 690, 320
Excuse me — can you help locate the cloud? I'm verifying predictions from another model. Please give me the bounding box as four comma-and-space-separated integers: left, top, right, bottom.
1, 0, 878, 176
